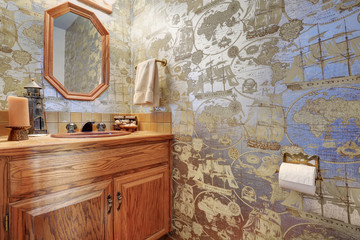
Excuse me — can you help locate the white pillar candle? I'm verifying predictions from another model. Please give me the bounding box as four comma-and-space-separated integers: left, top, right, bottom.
8, 96, 30, 127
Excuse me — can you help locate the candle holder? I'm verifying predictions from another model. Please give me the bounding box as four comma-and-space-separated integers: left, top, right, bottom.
7, 126, 30, 141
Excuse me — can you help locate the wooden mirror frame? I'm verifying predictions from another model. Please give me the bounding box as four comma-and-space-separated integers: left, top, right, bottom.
78, 0, 113, 14
44, 2, 110, 101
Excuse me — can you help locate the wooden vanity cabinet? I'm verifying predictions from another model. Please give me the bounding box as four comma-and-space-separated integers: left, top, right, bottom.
0, 134, 172, 240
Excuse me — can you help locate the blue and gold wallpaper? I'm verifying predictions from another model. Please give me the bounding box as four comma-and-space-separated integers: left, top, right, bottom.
1, 0, 360, 239
131, 0, 360, 239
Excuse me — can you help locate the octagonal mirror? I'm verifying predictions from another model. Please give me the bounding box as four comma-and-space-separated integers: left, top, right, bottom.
44, 2, 109, 101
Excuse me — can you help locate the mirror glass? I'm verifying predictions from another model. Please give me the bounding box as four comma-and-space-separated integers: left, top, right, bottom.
53, 12, 102, 94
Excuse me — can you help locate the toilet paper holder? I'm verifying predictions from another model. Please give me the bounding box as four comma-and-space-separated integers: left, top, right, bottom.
276, 152, 322, 181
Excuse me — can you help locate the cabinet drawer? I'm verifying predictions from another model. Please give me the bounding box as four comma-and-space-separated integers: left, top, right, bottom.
9, 141, 169, 200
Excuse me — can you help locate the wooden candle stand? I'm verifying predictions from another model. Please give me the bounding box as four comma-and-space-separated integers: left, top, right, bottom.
7, 126, 30, 141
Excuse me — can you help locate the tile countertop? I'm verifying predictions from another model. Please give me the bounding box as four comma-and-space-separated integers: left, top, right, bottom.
0, 131, 174, 156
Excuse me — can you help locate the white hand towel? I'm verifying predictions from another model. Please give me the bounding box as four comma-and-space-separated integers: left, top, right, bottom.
279, 162, 316, 195
133, 59, 159, 107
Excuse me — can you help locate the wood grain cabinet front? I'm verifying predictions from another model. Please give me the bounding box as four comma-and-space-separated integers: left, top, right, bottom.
9, 180, 114, 240
114, 166, 169, 240
0, 135, 172, 240
8, 166, 170, 240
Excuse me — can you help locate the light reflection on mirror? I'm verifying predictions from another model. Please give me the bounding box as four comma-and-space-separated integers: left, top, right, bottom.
53, 12, 102, 93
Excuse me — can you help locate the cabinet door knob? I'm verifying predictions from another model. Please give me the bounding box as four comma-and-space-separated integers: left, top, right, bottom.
107, 194, 113, 214
117, 191, 122, 211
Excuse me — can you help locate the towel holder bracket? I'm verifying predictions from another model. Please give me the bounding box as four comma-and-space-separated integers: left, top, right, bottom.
135, 59, 167, 70
276, 152, 322, 181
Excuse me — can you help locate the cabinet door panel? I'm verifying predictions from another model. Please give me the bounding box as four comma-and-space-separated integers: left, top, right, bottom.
114, 166, 169, 240
9, 180, 113, 240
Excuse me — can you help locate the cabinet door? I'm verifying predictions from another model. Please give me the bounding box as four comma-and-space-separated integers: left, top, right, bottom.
114, 165, 170, 240
9, 180, 113, 240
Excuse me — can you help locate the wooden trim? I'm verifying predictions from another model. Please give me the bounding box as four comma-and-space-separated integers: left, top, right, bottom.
168, 139, 173, 231
43, 2, 110, 101
0, 133, 174, 157
78, 0, 113, 14
0, 157, 9, 240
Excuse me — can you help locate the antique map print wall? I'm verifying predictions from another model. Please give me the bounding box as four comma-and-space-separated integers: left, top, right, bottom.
131, 0, 360, 239
0, 0, 360, 239
64, 15, 102, 93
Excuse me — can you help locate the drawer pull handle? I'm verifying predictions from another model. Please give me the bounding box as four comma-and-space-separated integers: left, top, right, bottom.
117, 192, 122, 211
107, 194, 113, 214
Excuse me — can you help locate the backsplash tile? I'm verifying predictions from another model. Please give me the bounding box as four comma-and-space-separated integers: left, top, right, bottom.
0, 125, 10, 136
59, 112, 70, 123
149, 113, 156, 123
45, 112, 59, 123
0, 111, 172, 136
155, 112, 164, 123
70, 112, 82, 122
0, 111, 9, 123
46, 122, 58, 135
142, 113, 150, 122
92, 113, 102, 122
157, 123, 164, 133
73, 122, 81, 132
102, 113, 111, 122
58, 123, 68, 134
81, 112, 92, 122
163, 112, 171, 123
140, 122, 150, 131
163, 123, 171, 133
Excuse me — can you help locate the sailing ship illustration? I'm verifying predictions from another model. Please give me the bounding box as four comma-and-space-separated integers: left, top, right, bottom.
282, 177, 360, 233
243, 207, 282, 240
192, 60, 237, 99
173, 109, 194, 139
244, 103, 285, 150
173, 20, 193, 61
174, 184, 195, 219
279, 148, 360, 232
243, 0, 284, 39
284, 23, 360, 91
193, 156, 238, 196
278, 146, 360, 232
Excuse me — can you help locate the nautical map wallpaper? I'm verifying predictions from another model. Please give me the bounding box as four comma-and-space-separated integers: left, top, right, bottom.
0, 0, 360, 239
0, 0, 131, 113
131, 0, 360, 239
64, 15, 102, 93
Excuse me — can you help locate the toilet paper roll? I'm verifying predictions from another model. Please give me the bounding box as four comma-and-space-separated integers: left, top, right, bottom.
279, 179, 316, 195
279, 162, 316, 195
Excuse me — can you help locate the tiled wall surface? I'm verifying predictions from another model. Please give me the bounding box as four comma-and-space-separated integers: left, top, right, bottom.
0, 111, 172, 136
0, 111, 10, 136
46, 112, 112, 134
137, 112, 172, 133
